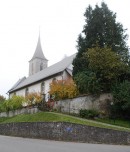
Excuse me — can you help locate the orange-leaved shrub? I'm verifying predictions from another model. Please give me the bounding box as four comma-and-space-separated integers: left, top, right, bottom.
49, 79, 79, 101
25, 92, 42, 106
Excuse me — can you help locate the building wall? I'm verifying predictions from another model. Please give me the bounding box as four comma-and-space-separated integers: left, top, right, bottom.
10, 71, 71, 101
29, 58, 48, 76
62, 70, 72, 80
10, 89, 26, 98
28, 83, 41, 93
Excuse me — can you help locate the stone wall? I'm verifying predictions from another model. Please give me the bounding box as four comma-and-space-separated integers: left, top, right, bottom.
0, 107, 39, 117
0, 122, 129, 145
53, 94, 113, 114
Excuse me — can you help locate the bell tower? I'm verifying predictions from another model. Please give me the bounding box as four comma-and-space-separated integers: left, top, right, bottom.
29, 35, 48, 76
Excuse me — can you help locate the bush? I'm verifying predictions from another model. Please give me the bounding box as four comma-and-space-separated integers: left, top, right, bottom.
0, 102, 6, 112
79, 109, 99, 119
10, 95, 25, 110
49, 79, 79, 101
25, 92, 42, 106
0, 95, 25, 112
111, 80, 130, 118
74, 71, 101, 94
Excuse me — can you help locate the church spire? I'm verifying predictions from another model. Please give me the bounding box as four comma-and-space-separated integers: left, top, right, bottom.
29, 34, 48, 76
31, 34, 47, 61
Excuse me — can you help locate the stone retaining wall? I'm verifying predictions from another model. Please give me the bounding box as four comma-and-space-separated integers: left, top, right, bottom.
53, 93, 113, 114
0, 122, 129, 145
0, 107, 39, 117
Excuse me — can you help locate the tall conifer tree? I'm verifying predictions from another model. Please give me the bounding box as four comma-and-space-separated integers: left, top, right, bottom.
73, 2, 129, 76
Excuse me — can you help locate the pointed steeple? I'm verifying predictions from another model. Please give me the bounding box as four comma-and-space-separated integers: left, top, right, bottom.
31, 34, 47, 61
29, 34, 48, 76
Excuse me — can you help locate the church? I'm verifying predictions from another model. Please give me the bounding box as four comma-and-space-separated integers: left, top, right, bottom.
8, 35, 75, 101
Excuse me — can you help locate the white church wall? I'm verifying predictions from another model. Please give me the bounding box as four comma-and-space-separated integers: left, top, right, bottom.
62, 71, 72, 80
27, 74, 63, 97
9, 93, 14, 98
9, 89, 25, 98
9, 72, 71, 101
34, 59, 41, 74
29, 58, 48, 76
28, 83, 41, 93
16, 89, 26, 96
29, 59, 40, 76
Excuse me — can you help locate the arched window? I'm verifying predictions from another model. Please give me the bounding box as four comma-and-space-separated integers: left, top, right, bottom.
25, 88, 29, 96
41, 81, 45, 94
40, 62, 43, 71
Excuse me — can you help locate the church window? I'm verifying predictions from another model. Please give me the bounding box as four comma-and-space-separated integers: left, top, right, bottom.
40, 62, 43, 71
25, 88, 29, 96
41, 81, 45, 94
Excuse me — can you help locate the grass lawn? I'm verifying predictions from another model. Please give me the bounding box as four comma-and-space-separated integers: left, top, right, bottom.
96, 118, 130, 128
0, 111, 130, 132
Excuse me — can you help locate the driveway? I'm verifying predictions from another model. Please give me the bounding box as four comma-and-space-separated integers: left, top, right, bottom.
0, 135, 129, 152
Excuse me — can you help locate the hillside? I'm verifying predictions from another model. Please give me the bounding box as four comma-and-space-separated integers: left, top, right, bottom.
0, 112, 130, 132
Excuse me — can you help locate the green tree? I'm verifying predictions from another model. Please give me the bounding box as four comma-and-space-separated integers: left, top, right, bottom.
73, 2, 130, 94
0, 95, 6, 103
73, 2, 129, 76
111, 81, 130, 118
74, 71, 101, 94
86, 45, 129, 90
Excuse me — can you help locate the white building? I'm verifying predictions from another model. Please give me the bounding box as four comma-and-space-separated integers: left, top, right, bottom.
8, 35, 75, 101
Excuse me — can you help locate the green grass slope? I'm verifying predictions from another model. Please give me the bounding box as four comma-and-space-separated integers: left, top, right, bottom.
0, 112, 130, 132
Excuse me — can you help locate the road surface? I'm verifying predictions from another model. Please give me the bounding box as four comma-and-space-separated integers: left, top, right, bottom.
0, 135, 129, 152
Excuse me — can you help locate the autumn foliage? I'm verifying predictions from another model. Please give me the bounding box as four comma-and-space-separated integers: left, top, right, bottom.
86, 45, 129, 81
49, 79, 79, 101
25, 92, 42, 106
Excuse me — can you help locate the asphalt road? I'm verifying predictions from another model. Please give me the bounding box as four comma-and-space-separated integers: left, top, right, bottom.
0, 135, 129, 152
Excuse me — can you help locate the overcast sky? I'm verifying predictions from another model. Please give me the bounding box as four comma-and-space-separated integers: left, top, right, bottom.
0, 0, 130, 97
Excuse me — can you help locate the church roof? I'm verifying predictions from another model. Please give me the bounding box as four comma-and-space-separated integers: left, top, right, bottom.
30, 35, 48, 61
8, 77, 26, 93
9, 54, 76, 93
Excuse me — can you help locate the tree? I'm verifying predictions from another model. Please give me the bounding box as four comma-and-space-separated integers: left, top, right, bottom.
73, 2, 130, 94
74, 71, 101, 94
0, 95, 6, 103
87, 45, 129, 90
73, 2, 129, 76
111, 81, 130, 118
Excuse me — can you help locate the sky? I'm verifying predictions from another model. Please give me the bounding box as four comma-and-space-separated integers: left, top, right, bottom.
0, 0, 130, 98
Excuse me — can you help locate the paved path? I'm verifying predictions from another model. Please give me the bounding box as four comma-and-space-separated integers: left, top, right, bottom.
0, 135, 129, 152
